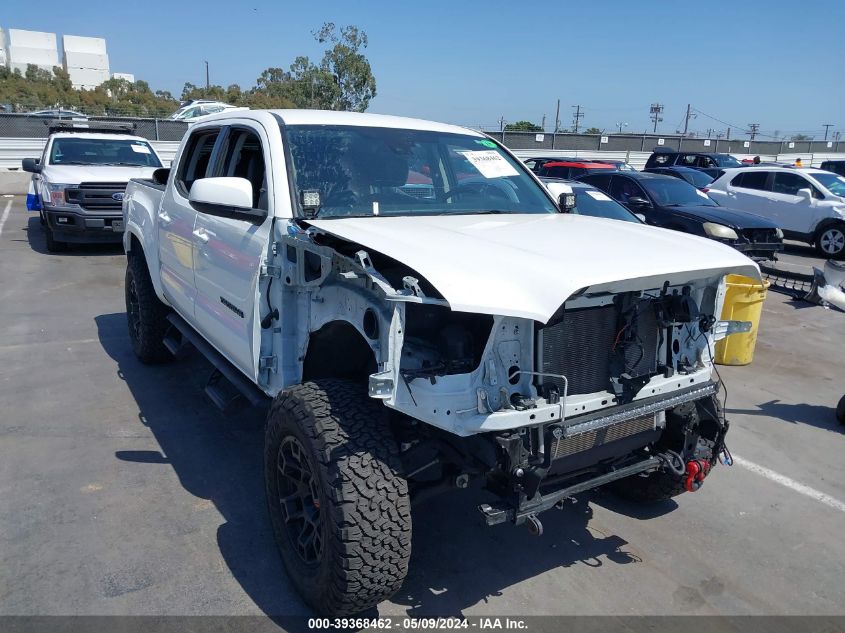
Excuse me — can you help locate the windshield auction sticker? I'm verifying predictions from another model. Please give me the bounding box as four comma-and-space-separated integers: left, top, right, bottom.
459, 150, 519, 178
585, 190, 612, 201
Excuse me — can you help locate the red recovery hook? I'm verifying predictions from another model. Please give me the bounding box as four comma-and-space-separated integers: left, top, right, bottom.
683, 459, 711, 492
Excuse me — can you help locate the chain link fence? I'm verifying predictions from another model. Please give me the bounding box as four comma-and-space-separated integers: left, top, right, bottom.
0, 113, 188, 141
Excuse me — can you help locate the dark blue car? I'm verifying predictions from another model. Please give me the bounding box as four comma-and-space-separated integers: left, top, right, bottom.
577, 171, 784, 261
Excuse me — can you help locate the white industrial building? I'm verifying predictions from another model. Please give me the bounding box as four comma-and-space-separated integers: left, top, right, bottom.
1, 27, 134, 90
62, 34, 110, 89
4, 29, 59, 75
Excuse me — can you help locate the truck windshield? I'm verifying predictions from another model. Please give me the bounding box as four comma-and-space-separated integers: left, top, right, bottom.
49, 138, 162, 168
284, 125, 556, 218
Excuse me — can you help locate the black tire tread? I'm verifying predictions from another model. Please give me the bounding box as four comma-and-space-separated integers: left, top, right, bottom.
610, 469, 688, 502
265, 379, 411, 616
45, 225, 67, 252
125, 252, 171, 364
836, 395, 845, 425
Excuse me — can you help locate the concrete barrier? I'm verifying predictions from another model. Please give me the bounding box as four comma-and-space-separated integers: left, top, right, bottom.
0, 170, 31, 195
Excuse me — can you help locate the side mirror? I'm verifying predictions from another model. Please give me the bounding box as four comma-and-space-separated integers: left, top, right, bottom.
22, 158, 41, 174
797, 188, 814, 203
635, 213, 647, 222
628, 196, 651, 207
152, 168, 170, 186
189, 177, 256, 213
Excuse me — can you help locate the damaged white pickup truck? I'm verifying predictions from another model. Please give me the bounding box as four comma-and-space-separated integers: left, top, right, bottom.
122, 110, 759, 616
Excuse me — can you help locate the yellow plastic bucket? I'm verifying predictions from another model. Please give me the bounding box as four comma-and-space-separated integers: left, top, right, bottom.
714, 274, 770, 366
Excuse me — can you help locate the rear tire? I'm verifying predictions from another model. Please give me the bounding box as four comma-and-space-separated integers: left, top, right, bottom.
265, 379, 411, 616
815, 224, 845, 259
836, 395, 845, 425
125, 252, 171, 363
45, 225, 67, 252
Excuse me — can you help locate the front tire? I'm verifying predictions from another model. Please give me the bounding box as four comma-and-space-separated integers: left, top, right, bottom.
265, 379, 411, 616
125, 253, 171, 363
815, 224, 845, 259
836, 395, 845, 425
45, 225, 67, 252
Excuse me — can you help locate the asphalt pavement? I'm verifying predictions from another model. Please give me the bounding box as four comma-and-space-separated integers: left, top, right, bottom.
1, 196, 843, 621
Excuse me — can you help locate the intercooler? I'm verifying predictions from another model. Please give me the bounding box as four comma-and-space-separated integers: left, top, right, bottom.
549, 413, 658, 460
538, 302, 660, 396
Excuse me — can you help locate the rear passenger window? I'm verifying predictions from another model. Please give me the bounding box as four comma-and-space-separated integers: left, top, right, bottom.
542, 166, 570, 179
218, 128, 268, 210
679, 155, 698, 166
732, 171, 770, 191
177, 129, 220, 194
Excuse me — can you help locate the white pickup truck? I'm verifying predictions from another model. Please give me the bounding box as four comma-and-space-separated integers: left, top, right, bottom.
23, 124, 163, 251
122, 109, 759, 616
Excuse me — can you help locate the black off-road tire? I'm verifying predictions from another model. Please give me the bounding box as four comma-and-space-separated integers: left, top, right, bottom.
45, 225, 67, 252
125, 252, 171, 364
265, 379, 412, 616
836, 395, 845, 425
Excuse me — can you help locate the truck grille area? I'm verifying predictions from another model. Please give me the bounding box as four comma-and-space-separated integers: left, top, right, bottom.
741, 228, 779, 244
65, 182, 127, 212
539, 303, 659, 396
550, 413, 657, 460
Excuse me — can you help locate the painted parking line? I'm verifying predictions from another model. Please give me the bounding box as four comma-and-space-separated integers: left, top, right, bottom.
0, 198, 12, 239
733, 454, 845, 513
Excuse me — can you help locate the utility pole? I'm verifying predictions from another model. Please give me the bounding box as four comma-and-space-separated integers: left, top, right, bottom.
747, 123, 760, 140
823, 123, 834, 141
726, 127, 731, 141
554, 99, 560, 133
571, 105, 584, 133
706, 128, 714, 138
204, 60, 210, 91
682, 103, 695, 136
541, 114, 546, 131
649, 103, 664, 133
499, 116, 505, 133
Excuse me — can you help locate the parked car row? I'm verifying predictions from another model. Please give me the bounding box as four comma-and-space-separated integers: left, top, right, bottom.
523, 148, 845, 259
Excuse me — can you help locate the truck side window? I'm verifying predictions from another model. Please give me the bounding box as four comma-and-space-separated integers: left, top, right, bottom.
219, 129, 267, 210
177, 129, 220, 195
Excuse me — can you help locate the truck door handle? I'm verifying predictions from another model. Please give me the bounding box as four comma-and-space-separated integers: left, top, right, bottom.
158, 211, 172, 224
193, 228, 210, 244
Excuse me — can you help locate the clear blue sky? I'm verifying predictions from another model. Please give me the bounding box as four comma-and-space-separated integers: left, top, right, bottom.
8, 0, 845, 138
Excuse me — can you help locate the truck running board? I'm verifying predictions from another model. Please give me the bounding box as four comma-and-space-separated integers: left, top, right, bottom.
165, 313, 267, 409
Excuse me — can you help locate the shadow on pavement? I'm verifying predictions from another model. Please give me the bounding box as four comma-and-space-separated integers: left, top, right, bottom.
729, 399, 843, 433
394, 490, 642, 616
23, 216, 124, 256
95, 311, 308, 624
96, 311, 644, 620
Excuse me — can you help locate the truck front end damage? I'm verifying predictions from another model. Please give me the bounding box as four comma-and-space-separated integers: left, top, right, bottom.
368, 272, 741, 530
269, 220, 751, 531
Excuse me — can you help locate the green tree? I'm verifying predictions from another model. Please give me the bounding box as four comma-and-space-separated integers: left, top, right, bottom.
312, 22, 376, 111
505, 120, 542, 132
584, 127, 602, 134
791, 133, 811, 141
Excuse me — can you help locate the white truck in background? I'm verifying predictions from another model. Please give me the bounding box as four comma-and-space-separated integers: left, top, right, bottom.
23, 123, 163, 252
122, 109, 759, 615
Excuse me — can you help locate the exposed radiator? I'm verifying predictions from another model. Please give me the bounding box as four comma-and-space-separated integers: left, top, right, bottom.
539, 301, 660, 397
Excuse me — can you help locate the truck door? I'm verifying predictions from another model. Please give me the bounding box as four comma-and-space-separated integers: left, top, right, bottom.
192, 123, 273, 379
158, 126, 222, 319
